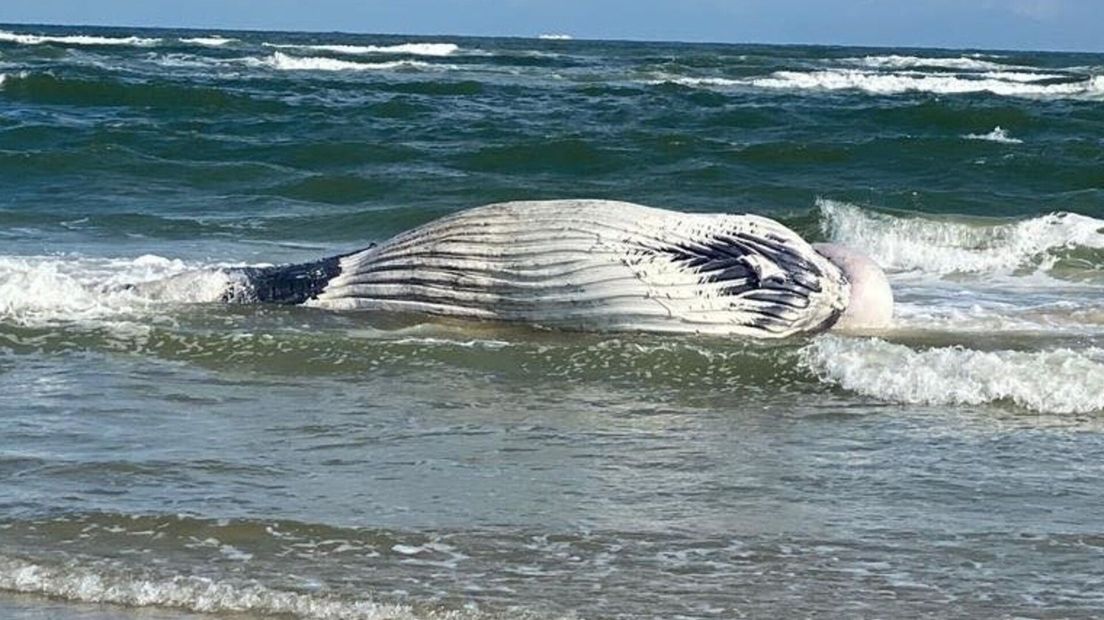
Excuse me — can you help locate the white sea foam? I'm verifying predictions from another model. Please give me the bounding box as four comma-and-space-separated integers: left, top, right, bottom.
646, 74, 743, 88
0, 255, 236, 327
818, 199, 1104, 274
257, 51, 435, 72
648, 68, 1102, 100
0, 555, 476, 620
891, 297, 1104, 334
538, 34, 574, 41
979, 70, 1066, 83
0, 30, 161, 47
147, 53, 223, 69
963, 126, 1023, 144
264, 42, 459, 57
750, 69, 1104, 99
850, 54, 1014, 72
802, 335, 1104, 414
179, 36, 235, 47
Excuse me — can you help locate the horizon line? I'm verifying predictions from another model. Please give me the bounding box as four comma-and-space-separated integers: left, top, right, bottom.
0, 20, 1100, 56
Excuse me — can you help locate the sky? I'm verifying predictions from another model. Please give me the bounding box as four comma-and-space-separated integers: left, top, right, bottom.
0, 0, 1101, 53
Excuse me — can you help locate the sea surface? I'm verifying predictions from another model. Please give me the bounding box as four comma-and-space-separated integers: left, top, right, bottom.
1, 24, 1104, 619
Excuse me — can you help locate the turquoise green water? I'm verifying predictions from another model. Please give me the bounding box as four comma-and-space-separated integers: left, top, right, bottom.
1, 24, 1104, 619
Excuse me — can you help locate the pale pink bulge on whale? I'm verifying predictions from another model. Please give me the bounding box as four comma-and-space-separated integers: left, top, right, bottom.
813, 243, 894, 332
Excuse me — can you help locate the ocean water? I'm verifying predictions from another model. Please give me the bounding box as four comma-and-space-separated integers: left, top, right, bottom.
1, 23, 1104, 619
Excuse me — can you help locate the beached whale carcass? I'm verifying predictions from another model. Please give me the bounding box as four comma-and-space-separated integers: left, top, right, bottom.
216, 200, 893, 338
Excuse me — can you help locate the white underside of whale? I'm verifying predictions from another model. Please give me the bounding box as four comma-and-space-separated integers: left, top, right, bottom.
306, 200, 850, 338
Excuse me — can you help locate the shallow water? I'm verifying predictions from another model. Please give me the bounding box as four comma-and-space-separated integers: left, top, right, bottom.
1, 24, 1104, 619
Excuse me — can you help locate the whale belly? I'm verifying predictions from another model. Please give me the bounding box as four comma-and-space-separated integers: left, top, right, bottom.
307, 200, 848, 338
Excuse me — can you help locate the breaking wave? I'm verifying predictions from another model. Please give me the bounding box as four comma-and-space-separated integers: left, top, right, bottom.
0, 254, 236, 328
0, 554, 476, 620
817, 199, 1104, 274
749, 69, 1104, 98
802, 335, 1104, 414
179, 36, 236, 47
647, 75, 743, 88
649, 67, 1102, 100
0, 29, 160, 47
979, 70, 1067, 83
255, 51, 438, 72
264, 42, 460, 57
848, 54, 1015, 71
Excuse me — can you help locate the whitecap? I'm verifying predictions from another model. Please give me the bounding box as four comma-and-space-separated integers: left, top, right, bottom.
817, 199, 1104, 275
255, 51, 435, 72
644, 68, 1104, 100
263, 42, 459, 57
0, 29, 161, 47
147, 53, 222, 69
849, 54, 1016, 72
538, 34, 573, 41
749, 69, 1104, 99
645, 74, 743, 88
979, 70, 1067, 83
963, 126, 1023, 144
801, 335, 1104, 414
179, 36, 236, 47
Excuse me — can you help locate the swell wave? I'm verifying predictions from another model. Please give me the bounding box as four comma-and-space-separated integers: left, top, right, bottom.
0, 29, 160, 47
0, 554, 471, 620
0, 72, 286, 111
818, 199, 1104, 275
802, 335, 1104, 414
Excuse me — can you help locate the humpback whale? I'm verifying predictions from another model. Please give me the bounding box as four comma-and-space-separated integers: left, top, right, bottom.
209, 200, 893, 338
